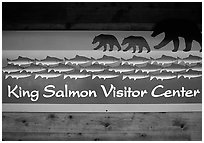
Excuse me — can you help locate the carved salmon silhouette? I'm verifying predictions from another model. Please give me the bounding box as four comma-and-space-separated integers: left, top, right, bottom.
36, 56, 63, 66
177, 69, 202, 79
151, 55, 177, 65
150, 71, 177, 81
122, 71, 149, 80
108, 64, 136, 73
92, 34, 121, 51
80, 63, 107, 73
188, 63, 202, 72
93, 55, 120, 65
5, 71, 32, 79
64, 71, 91, 80
92, 70, 120, 80
160, 63, 187, 73
22, 63, 47, 73
65, 55, 91, 65
2, 64, 23, 73
121, 55, 150, 66
35, 70, 61, 79
7, 56, 34, 66
178, 55, 202, 65
48, 63, 75, 73
139, 63, 162, 73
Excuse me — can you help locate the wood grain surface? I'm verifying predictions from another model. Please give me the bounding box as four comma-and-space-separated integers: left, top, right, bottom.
2, 112, 201, 141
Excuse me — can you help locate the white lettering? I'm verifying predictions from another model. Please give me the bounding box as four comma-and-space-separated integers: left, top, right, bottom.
152, 85, 201, 98
101, 84, 114, 97
8, 85, 19, 98
43, 85, 55, 98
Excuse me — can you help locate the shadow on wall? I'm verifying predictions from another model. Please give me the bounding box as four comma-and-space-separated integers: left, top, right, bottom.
92, 34, 151, 53
92, 34, 121, 52
92, 19, 202, 53
151, 19, 202, 52
122, 36, 150, 53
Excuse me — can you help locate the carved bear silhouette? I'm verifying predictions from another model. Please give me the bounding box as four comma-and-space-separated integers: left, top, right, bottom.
151, 19, 202, 52
92, 34, 121, 51
122, 36, 151, 53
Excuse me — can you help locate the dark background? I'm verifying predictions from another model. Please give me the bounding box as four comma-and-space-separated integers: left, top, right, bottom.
2, 2, 202, 30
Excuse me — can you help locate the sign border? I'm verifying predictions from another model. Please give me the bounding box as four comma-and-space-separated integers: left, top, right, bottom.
2, 104, 202, 112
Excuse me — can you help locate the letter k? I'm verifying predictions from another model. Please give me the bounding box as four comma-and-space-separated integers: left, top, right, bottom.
8, 85, 19, 98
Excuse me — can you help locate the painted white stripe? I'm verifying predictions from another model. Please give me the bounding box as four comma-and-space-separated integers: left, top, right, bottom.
2, 104, 202, 112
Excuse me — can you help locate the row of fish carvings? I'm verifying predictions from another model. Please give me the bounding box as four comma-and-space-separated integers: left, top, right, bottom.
5, 55, 202, 66
3, 55, 202, 80
3, 69, 202, 80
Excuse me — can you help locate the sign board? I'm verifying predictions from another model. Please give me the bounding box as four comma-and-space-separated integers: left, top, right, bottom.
2, 31, 202, 112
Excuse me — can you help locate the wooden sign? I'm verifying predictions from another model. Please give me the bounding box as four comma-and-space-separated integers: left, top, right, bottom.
2, 31, 202, 112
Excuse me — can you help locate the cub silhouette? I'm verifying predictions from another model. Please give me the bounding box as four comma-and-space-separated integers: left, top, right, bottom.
151, 19, 202, 52
122, 36, 151, 53
92, 34, 121, 51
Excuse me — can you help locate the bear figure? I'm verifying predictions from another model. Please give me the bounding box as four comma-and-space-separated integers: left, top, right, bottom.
92, 34, 121, 52
122, 36, 151, 53
151, 19, 202, 52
